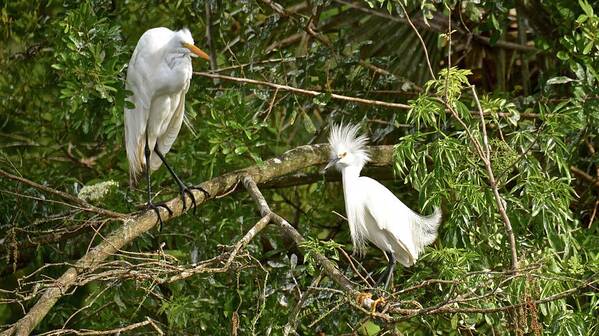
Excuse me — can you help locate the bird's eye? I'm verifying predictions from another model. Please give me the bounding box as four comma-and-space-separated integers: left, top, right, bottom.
341, 152, 347, 158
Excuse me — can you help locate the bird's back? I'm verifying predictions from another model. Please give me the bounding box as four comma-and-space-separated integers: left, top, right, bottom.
357, 176, 441, 266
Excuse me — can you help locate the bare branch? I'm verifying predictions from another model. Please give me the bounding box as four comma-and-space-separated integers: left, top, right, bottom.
241, 176, 375, 303
36, 317, 160, 336
388, 276, 597, 320
3, 144, 394, 336
0, 169, 126, 219
161, 215, 271, 283
194, 72, 412, 110
470, 85, 519, 270
398, 2, 436, 80
571, 165, 599, 189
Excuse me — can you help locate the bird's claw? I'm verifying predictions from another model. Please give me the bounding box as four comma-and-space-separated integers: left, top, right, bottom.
179, 186, 196, 213
356, 292, 385, 315
356, 292, 372, 306
192, 186, 210, 199
146, 202, 173, 231
179, 186, 209, 215
370, 297, 386, 315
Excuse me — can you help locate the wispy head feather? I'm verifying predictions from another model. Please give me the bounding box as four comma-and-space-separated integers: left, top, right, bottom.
328, 123, 370, 169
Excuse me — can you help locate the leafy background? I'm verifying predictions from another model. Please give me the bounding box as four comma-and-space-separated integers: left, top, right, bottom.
1, 0, 598, 335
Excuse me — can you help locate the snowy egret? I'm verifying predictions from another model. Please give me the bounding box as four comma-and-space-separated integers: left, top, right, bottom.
124, 27, 210, 227
324, 123, 442, 289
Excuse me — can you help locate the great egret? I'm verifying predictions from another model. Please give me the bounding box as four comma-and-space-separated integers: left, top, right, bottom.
124, 27, 210, 227
324, 123, 442, 289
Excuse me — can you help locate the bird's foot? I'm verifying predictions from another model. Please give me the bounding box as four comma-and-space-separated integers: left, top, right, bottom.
192, 185, 210, 199
146, 201, 173, 230
356, 292, 372, 306
370, 296, 386, 315
178, 185, 210, 214
356, 292, 385, 315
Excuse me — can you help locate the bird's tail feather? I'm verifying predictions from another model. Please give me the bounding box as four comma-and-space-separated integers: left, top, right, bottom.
413, 207, 442, 250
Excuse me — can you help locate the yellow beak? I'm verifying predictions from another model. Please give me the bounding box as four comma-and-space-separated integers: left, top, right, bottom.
182, 42, 210, 61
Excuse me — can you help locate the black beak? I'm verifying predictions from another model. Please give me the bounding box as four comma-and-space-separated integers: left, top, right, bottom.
321, 158, 340, 174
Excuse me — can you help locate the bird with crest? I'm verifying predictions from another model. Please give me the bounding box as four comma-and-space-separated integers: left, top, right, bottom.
323, 123, 442, 289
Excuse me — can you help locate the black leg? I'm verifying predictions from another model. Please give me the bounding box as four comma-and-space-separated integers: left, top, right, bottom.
144, 136, 172, 230
375, 251, 390, 286
153, 147, 209, 214
383, 253, 396, 290
375, 251, 396, 290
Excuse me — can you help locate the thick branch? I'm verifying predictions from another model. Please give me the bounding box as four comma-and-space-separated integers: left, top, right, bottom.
263, 166, 395, 189
571, 166, 599, 189
3, 144, 393, 336
242, 176, 361, 294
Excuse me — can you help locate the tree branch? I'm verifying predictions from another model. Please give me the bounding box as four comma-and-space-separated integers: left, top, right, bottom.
0, 169, 125, 219
571, 165, 599, 189
262, 166, 395, 189
2, 144, 394, 336
388, 276, 597, 320
36, 317, 161, 336
334, 0, 538, 53
241, 176, 373, 301
471, 85, 519, 271
196, 72, 541, 120
194, 72, 411, 110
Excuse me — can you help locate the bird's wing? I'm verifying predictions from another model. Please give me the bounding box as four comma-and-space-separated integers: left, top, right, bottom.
149, 91, 187, 172
124, 39, 153, 185
359, 177, 420, 265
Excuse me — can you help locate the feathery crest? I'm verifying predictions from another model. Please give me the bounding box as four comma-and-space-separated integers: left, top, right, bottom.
328, 123, 370, 168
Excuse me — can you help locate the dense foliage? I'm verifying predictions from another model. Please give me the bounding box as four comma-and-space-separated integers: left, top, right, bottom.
1, 0, 597, 335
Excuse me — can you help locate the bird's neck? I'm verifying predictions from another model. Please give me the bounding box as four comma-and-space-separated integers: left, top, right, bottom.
340, 166, 362, 233
340, 166, 362, 187
164, 51, 190, 69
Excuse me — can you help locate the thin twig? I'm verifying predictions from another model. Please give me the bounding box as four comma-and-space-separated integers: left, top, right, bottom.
36, 317, 157, 335
194, 72, 411, 110
471, 85, 519, 271
0, 169, 126, 219
162, 214, 271, 283
399, 2, 436, 80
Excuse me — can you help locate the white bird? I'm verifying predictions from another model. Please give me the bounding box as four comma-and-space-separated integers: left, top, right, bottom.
324, 123, 442, 289
124, 27, 210, 227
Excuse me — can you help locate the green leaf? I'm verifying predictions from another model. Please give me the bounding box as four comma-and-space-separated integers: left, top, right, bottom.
358, 320, 381, 336
556, 51, 570, 60
312, 92, 331, 106
546, 76, 577, 85
579, 0, 594, 17
302, 112, 316, 134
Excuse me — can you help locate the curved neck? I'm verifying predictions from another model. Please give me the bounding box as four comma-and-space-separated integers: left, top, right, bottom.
340, 165, 361, 178
340, 166, 362, 190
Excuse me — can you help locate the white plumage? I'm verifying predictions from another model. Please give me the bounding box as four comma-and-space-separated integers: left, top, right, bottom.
125, 27, 208, 184
325, 123, 442, 288
124, 27, 210, 226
